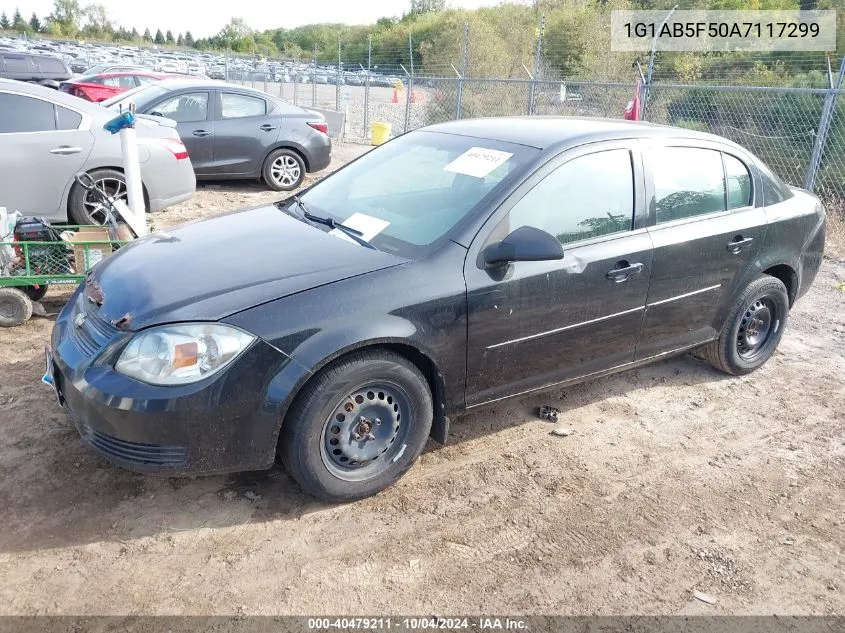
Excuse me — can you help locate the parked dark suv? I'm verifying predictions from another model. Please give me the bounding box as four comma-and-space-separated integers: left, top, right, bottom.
0, 52, 71, 88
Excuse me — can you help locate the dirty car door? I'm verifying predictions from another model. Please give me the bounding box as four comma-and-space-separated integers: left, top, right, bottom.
464, 143, 653, 407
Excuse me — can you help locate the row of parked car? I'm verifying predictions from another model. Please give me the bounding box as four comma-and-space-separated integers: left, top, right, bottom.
0, 52, 333, 225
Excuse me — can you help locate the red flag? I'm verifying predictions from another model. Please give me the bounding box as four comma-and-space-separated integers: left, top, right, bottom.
624, 78, 642, 121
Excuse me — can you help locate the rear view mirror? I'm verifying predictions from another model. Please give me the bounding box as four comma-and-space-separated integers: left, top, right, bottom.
482, 226, 563, 268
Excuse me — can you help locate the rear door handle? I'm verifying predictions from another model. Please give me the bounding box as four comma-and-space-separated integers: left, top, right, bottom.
606, 262, 644, 283
727, 236, 754, 253
259, 124, 278, 132
192, 130, 212, 137
50, 146, 82, 155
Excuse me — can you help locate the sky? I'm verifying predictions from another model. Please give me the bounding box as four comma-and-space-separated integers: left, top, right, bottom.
0, 0, 505, 38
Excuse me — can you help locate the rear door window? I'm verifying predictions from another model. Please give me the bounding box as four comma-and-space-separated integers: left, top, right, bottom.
37, 57, 67, 74
0, 93, 56, 133
724, 154, 753, 209
221, 93, 266, 118
56, 105, 82, 130
650, 147, 726, 223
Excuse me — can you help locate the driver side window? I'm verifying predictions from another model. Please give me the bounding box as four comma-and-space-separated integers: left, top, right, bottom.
508, 149, 635, 245
152, 92, 209, 123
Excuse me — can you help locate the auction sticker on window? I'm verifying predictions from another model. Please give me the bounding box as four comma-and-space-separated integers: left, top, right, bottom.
444, 147, 513, 178
329, 212, 390, 244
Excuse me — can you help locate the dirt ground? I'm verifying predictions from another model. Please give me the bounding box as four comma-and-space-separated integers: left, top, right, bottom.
0, 142, 843, 616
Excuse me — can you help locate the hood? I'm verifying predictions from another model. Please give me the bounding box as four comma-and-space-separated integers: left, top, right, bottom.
87, 205, 406, 330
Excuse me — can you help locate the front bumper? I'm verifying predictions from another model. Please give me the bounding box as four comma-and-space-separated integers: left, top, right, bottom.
51, 291, 309, 476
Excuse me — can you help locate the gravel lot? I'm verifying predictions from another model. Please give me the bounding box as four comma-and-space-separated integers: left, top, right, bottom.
0, 142, 843, 615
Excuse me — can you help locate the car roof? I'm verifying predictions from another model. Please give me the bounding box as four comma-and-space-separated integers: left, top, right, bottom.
424, 117, 739, 152
0, 77, 107, 116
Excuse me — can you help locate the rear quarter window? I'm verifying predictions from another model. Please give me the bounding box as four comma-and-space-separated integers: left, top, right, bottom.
38, 57, 67, 74
758, 163, 794, 206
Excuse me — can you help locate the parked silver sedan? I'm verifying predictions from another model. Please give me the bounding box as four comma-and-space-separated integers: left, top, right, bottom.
0, 79, 195, 224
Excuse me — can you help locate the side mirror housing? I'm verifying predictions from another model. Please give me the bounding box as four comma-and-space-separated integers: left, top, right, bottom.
482, 226, 563, 268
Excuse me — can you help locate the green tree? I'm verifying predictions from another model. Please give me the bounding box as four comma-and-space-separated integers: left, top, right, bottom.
12, 7, 27, 32
82, 3, 111, 38
143, 27, 151, 41
0, 12, 9, 29
29, 12, 42, 32
49, 0, 81, 36
408, 0, 446, 17
176, 32, 183, 46
131, 26, 138, 38
165, 29, 174, 44
184, 30, 194, 47
154, 28, 165, 44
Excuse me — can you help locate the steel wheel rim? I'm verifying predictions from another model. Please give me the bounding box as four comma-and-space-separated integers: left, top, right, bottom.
83, 177, 126, 224
270, 156, 301, 187
320, 382, 412, 482
737, 297, 777, 361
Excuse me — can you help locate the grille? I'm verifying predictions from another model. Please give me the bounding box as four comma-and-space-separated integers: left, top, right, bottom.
68, 294, 117, 357
80, 424, 188, 467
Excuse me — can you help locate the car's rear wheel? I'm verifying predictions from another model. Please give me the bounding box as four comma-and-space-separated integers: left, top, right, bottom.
698, 275, 789, 375
0, 288, 33, 328
279, 350, 433, 501
68, 169, 129, 225
263, 149, 306, 191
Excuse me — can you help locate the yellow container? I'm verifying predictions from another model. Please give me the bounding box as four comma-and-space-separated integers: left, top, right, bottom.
371, 121, 391, 146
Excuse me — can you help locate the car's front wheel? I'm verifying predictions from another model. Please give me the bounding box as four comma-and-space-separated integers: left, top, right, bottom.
698, 275, 790, 375
263, 149, 306, 191
279, 350, 433, 501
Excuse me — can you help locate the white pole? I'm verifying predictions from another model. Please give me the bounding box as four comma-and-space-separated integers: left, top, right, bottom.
119, 104, 147, 237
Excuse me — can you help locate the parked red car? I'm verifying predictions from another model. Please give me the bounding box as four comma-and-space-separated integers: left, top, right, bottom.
58, 71, 187, 102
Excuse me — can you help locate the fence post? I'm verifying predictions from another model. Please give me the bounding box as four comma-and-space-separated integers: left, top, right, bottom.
336, 39, 341, 112
404, 33, 414, 133
224, 51, 229, 81
312, 44, 317, 107
804, 55, 845, 191
529, 15, 544, 115
642, 4, 677, 120
456, 23, 468, 120
364, 35, 372, 138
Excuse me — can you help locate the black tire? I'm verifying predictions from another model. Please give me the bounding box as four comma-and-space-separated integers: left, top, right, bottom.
698, 275, 789, 376
68, 168, 129, 225
279, 350, 433, 501
0, 288, 33, 327
23, 284, 48, 302
263, 148, 306, 192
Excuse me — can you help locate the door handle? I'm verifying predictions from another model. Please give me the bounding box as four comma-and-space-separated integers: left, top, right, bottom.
259, 124, 278, 132
727, 236, 754, 254
192, 130, 212, 137
50, 146, 82, 155
606, 262, 644, 283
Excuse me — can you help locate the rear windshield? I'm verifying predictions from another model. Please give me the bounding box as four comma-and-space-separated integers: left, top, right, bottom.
298, 130, 539, 258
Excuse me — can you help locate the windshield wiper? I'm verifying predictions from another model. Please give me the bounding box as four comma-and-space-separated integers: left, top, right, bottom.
288, 195, 379, 251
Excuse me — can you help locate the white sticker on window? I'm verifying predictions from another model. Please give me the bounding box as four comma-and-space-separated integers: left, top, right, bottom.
444, 147, 513, 178
329, 212, 390, 244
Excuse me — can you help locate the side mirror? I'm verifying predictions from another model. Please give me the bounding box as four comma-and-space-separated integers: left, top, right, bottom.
481, 225, 563, 268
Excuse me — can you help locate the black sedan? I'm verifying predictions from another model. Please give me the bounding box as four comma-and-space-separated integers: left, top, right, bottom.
47, 117, 826, 501
102, 80, 331, 191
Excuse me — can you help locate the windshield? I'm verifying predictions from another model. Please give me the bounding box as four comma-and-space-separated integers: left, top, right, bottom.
84, 64, 107, 74
102, 84, 168, 111
299, 130, 538, 257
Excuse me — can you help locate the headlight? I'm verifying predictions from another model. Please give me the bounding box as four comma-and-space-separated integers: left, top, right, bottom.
115, 323, 255, 385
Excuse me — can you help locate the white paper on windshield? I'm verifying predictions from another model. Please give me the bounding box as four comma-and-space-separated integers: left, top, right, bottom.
444, 147, 513, 178
329, 212, 390, 244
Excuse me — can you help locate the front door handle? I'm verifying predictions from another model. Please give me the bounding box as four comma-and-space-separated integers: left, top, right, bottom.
192, 130, 212, 137
606, 261, 644, 283
50, 146, 82, 155
727, 236, 754, 254
259, 124, 278, 132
